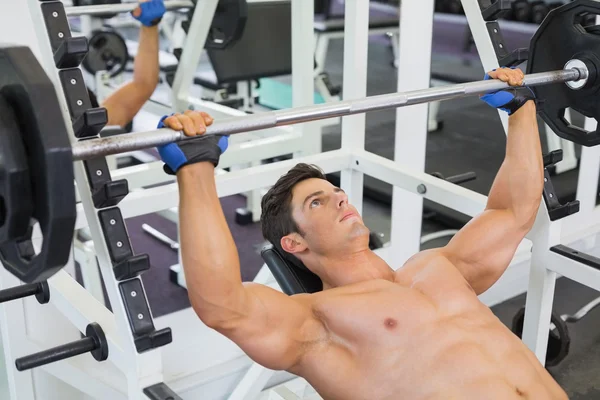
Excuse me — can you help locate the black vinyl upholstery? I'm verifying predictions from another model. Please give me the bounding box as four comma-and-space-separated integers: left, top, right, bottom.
261, 244, 323, 295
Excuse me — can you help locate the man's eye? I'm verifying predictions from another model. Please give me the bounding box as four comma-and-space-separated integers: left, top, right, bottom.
310, 199, 321, 208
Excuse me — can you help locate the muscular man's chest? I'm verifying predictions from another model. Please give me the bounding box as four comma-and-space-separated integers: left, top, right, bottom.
311, 280, 439, 346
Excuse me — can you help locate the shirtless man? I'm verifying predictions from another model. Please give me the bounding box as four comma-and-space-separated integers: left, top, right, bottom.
156, 67, 568, 399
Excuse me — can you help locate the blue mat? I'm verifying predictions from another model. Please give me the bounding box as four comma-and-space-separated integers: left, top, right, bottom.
257, 78, 326, 109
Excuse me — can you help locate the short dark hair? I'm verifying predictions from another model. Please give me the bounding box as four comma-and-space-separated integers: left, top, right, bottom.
261, 163, 326, 267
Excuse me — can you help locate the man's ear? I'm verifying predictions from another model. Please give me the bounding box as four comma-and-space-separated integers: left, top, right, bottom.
280, 233, 307, 255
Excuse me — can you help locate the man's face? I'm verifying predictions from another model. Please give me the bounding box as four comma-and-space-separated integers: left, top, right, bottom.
282, 178, 369, 258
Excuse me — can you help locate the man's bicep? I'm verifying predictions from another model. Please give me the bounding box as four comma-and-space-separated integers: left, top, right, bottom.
443, 209, 527, 294
218, 283, 322, 371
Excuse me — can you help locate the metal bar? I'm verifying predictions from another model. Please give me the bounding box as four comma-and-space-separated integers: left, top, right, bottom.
65, 0, 193, 17
0, 283, 41, 303
15, 337, 96, 371
142, 224, 179, 251
71, 68, 585, 161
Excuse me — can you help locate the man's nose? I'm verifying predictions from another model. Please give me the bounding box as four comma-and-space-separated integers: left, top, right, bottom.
335, 191, 348, 208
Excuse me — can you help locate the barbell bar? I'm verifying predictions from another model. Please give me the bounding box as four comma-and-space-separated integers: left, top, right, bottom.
64, 0, 194, 17
71, 65, 587, 161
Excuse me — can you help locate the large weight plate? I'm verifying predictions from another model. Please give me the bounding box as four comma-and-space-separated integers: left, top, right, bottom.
0, 45, 77, 283
0, 96, 32, 245
527, 0, 600, 147
82, 30, 129, 78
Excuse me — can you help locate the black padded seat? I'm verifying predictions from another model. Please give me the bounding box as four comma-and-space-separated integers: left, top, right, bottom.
261, 244, 323, 295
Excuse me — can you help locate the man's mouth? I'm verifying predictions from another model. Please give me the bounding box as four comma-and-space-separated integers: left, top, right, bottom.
340, 211, 357, 222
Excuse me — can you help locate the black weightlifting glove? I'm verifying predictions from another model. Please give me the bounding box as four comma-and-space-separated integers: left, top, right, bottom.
480, 68, 536, 115
156, 114, 229, 175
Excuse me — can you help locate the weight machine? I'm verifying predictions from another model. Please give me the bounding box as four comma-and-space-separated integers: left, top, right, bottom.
1, 1, 600, 400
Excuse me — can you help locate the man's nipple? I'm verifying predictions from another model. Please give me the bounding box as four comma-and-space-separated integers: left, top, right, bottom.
384, 318, 398, 330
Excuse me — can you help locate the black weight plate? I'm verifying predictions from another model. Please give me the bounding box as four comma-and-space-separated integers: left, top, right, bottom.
82, 30, 129, 78
511, 306, 571, 367
0, 95, 32, 244
0, 45, 76, 283
527, 0, 600, 147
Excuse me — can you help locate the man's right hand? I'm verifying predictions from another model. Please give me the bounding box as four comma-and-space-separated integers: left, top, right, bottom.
157, 111, 229, 175
132, 0, 166, 27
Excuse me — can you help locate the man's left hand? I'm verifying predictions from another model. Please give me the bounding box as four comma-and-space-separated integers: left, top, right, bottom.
480, 67, 535, 115
132, 0, 166, 27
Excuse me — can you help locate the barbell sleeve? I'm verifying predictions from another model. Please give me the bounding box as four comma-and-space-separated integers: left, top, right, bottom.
65, 0, 194, 17
70, 67, 587, 161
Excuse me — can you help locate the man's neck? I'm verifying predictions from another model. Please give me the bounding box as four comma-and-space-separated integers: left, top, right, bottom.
317, 250, 395, 290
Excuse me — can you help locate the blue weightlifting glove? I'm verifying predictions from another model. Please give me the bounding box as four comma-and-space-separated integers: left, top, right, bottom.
131, 0, 166, 27
157, 112, 229, 175
480, 68, 535, 115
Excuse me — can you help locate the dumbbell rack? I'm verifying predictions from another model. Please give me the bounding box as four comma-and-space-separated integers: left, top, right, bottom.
0, 1, 178, 399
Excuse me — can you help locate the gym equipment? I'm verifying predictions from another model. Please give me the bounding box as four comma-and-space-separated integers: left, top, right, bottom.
82, 29, 129, 77
0, 96, 31, 245
0, 282, 50, 305
0, 46, 76, 284
72, 0, 122, 19
71, 68, 587, 160
65, 0, 193, 16
15, 322, 108, 371
315, 0, 332, 16
206, 0, 248, 49
435, 0, 446, 13
447, 0, 464, 15
181, 0, 248, 50
512, 306, 570, 367
528, 0, 600, 147
512, 0, 533, 22
512, 297, 600, 367
531, 1, 550, 24
1, 1, 600, 284
142, 224, 179, 251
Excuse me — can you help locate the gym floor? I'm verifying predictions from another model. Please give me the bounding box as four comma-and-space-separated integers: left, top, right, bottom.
90, 6, 600, 399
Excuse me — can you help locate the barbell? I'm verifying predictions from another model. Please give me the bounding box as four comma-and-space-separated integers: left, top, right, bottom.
64, 0, 194, 17
71, 67, 586, 160
1, 0, 600, 284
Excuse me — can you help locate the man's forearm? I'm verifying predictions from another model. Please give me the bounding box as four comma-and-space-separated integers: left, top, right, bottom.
133, 26, 160, 89
100, 25, 159, 126
486, 101, 544, 223
177, 163, 244, 322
